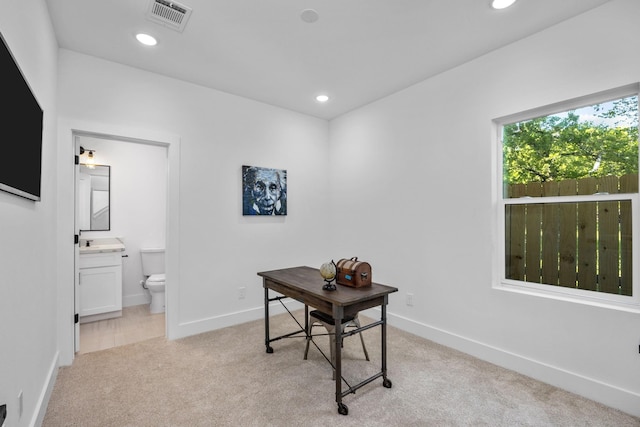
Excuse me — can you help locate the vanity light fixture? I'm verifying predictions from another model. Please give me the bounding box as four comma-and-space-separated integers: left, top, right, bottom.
79, 146, 96, 169
87, 151, 95, 168
316, 94, 329, 103
491, 0, 517, 9
136, 33, 158, 46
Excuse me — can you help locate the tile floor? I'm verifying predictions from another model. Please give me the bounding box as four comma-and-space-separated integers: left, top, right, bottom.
78, 304, 165, 354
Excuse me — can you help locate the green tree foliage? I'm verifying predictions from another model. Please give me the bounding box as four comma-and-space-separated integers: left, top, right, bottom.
503, 97, 638, 184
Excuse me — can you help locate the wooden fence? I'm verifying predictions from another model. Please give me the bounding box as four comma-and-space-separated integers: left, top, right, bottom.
505, 174, 637, 296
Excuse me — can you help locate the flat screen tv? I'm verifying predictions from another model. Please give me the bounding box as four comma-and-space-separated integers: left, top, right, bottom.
0, 32, 43, 201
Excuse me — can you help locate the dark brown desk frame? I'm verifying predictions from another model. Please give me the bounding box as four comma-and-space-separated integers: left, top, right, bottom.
258, 266, 398, 415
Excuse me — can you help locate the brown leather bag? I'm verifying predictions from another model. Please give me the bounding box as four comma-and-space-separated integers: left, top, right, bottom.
336, 257, 372, 287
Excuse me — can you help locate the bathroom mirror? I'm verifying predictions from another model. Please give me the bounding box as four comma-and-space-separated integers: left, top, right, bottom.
78, 164, 110, 231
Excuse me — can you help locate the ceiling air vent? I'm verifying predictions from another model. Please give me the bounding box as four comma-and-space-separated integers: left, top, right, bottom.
146, 0, 193, 32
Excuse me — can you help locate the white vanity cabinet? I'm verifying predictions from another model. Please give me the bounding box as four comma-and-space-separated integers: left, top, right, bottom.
79, 251, 123, 321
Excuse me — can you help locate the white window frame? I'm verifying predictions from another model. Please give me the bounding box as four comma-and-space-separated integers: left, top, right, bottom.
493, 84, 640, 313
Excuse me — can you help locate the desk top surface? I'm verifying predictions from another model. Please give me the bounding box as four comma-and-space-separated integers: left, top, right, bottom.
258, 265, 398, 307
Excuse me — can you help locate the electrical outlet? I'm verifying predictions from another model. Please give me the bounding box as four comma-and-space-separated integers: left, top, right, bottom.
406, 292, 414, 306
17, 390, 23, 419
238, 287, 246, 299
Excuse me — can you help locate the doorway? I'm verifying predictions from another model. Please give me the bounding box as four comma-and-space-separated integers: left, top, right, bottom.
78, 305, 165, 354
73, 132, 170, 354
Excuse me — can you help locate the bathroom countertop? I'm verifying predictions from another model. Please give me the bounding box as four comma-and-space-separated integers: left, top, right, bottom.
79, 237, 125, 254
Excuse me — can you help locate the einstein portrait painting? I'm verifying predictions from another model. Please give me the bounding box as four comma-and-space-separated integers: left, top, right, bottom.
242, 165, 287, 216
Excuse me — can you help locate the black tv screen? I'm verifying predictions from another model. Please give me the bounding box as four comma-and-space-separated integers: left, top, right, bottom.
0, 32, 43, 201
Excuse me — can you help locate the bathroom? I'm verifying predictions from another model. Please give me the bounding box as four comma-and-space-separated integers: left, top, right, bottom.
76, 134, 168, 353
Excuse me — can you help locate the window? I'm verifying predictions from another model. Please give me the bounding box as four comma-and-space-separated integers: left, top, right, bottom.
496, 85, 640, 310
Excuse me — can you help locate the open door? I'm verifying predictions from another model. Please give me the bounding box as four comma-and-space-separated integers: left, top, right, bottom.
73, 136, 81, 352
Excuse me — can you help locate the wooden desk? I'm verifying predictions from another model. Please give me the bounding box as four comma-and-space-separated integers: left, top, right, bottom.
258, 266, 398, 415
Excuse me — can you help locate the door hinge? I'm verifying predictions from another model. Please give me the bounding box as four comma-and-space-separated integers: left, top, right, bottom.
75, 234, 79, 244
75, 155, 79, 165
74, 313, 79, 324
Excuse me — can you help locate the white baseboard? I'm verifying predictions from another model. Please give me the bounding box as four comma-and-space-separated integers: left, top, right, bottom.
386, 311, 640, 419
31, 351, 59, 427
79, 310, 122, 323
174, 300, 304, 340
123, 293, 150, 307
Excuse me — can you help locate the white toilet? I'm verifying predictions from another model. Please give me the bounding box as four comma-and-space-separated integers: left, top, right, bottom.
140, 248, 165, 314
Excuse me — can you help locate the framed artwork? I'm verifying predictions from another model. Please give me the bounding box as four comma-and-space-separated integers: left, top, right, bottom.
242, 165, 287, 215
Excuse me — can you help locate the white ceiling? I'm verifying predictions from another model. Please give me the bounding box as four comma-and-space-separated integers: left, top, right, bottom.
45, 0, 611, 120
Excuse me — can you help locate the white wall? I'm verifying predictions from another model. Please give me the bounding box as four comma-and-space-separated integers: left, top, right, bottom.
329, 0, 640, 417
0, 1, 60, 426
77, 135, 167, 307
56, 49, 331, 357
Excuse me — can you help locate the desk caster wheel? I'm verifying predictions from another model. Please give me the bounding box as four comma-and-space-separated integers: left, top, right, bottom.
266, 346, 273, 354
383, 378, 392, 388
338, 403, 349, 415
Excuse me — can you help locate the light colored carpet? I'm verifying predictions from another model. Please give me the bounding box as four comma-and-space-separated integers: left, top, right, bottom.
43, 310, 639, 426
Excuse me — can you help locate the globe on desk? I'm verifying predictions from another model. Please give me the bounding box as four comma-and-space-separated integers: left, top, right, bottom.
320, 260, 337, 291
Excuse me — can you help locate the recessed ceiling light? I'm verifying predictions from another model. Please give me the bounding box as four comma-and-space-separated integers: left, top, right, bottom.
491, 0, 517, 9
301, 9, 319, 24
316, 94, 329, 103
136, 33, 157, 46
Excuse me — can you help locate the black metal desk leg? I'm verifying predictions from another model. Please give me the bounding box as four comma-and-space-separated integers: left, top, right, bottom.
381, 296, 392, 388
334, 306, 348, 415
264, 286, 273, 353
